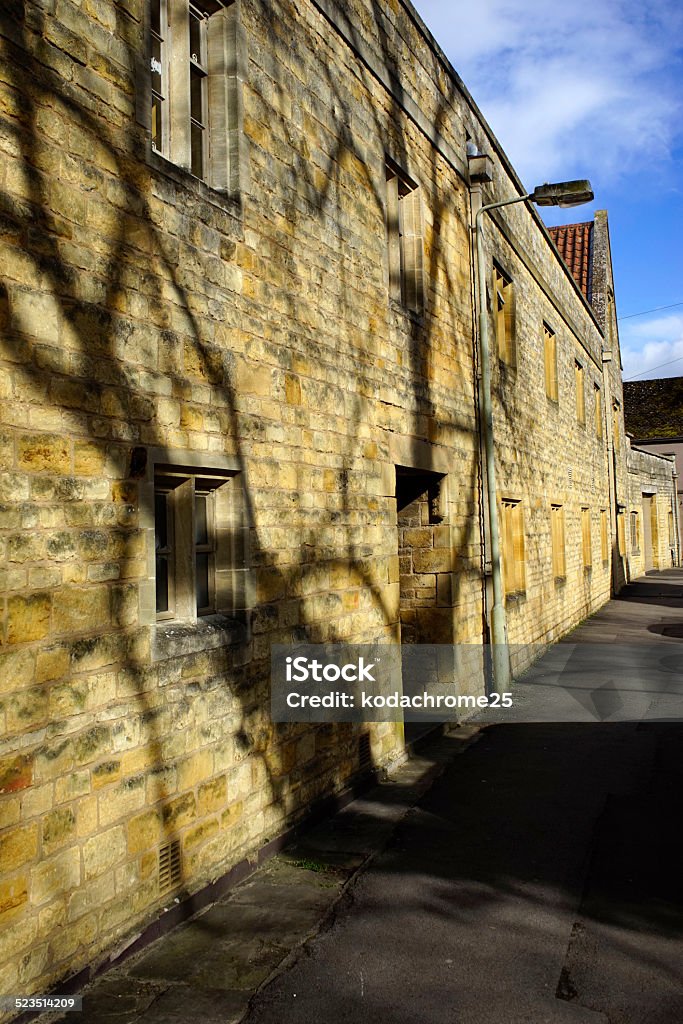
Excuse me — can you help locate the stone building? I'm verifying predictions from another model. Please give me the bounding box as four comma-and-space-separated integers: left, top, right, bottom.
624, 376, 683, 565
0, 0, 678, 1004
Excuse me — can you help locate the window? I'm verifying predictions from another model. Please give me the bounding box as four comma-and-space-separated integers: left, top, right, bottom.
494, 263, 515, 365
581, 507, 592, 569
148, 463, 246, 628
550, 504, 566, 579
594, 383, 602, 439
386, 162, 425, 313
575, 361, 585, 425
600, 509, 609, 564
147, 0, 244, 192
617, 509, 626, 556
501, 499, 526, 595
630, 511, 640, 554
544, 325, 558, 401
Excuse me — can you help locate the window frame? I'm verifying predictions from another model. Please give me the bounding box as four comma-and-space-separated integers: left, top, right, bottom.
600, 508, 609, 565
493, 262, 516, 367
575, 360, 585, 426
594, 383, 603, 439
140, 449, 250, 656
501, 498, 526, 597
581, 506, 592, 570
630, 510, 640, 554
141, 0, 246, 196
385, 160, 425, 314
550, 503, 566, 580
544, 324, 558, 402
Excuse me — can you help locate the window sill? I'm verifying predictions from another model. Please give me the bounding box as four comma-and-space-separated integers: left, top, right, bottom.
389, 298, 425, 326
152, 614, 248, 662
149, 149, 242, 216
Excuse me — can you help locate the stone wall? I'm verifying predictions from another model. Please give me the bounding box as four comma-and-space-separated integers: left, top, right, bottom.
0, 0, 677, 1005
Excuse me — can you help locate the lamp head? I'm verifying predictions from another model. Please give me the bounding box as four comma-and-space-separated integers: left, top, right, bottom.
530, 179, 594, 208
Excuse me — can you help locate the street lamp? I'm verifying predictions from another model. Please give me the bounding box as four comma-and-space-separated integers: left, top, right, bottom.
474, 177, 594, 694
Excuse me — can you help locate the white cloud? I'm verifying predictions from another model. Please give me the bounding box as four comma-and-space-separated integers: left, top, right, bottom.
621, 313, 683, 380
412, 0, 683, 187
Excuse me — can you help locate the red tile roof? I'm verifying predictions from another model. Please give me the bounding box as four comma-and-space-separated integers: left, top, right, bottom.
548, 221, 593, 301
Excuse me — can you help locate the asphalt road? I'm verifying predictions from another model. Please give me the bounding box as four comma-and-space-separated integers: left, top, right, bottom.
243, 719, 683, 1024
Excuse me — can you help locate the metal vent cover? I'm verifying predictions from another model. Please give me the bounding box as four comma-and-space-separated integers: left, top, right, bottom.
158, 839, 182, 895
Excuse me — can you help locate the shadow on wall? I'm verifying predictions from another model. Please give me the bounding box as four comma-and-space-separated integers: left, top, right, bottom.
0, 0, 483, 994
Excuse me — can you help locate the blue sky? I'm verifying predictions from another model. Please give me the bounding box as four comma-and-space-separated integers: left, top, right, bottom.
411, 0, 683, 380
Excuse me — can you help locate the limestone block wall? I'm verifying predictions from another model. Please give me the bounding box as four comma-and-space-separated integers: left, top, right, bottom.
0, 0, 655, 1005
626, 445, 678, 577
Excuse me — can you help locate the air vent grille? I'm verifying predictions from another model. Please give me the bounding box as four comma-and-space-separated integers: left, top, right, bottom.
158, 839, 182, 895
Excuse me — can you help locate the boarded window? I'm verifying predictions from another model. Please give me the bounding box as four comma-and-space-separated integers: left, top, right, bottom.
581, 507, 592, 568
501, 499, 526, 595
544, 325, 558, 401
575, 361, 585, 425
551, 504, 565, 579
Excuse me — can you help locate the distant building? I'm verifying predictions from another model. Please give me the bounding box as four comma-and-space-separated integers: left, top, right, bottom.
624, 376, 683, 562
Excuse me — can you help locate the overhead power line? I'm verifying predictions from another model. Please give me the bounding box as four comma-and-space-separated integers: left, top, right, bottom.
618, 301, 683, 321
624, 355, 683, 380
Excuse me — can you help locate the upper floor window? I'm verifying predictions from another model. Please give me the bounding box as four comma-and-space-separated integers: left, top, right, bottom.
386, 162, 425, 313
575, 360, 585, 425
594, 383, 603, 439
494, 263, 515, 366
148, 0, 244, 193
544, 324, 558, 401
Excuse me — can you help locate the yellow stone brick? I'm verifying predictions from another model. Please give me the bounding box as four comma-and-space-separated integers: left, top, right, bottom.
127, 809, 163, 855
17, 432, 71, 473
76, 794, 98, 838
177, 750, 214, 792
0, 752, 33, 794
0, 823, 38, 873
52, 585, 110, 633
6, 592, 51, 644
197, 774, 227, 816
0, 796, 21, 830
92, 759, 122, 790
73, 440, 107, 475
31, 846, 81, 905
0, 648, 35, 694
54, 770, 91, 804
7, 685, 49, 733
42, 806, 77, 853
284, 373, 301, 405
98, 774, 146, 827
83, 826, 126, 879
0, 874, 29, 922
183, 817, 219, 850
36, 646, 71, 684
